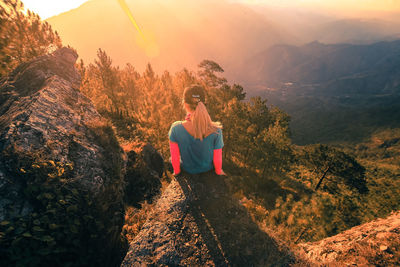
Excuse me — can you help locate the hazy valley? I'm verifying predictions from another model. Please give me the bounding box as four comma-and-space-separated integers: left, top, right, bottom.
240, 40, 400, 144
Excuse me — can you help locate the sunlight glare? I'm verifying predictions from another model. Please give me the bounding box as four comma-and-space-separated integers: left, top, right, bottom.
117, 0, 159, 58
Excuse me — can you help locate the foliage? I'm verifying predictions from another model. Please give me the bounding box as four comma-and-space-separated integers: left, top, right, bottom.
0, 157, 104, 266
240, 130, 400, 244
299, 144, 368, 194
345, 128, 400, 222
197, 59, 227, 88
0, 119, 126, 266
0, 0, 62, 77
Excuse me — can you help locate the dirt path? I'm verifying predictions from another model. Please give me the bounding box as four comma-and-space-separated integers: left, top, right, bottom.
121, 171, 298, 266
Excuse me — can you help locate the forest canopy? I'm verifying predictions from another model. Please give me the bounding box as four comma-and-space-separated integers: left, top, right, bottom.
0, 0, 62, 77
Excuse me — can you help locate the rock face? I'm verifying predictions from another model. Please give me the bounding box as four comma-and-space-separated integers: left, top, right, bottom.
121, 172, 298, 266
298, 211, 400, 266
0, 48, 126, 266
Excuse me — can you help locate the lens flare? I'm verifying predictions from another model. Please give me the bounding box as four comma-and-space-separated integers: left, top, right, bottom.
117, 0, 159, 58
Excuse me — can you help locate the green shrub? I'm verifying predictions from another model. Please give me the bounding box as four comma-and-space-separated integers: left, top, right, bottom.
0, 157, 118, 266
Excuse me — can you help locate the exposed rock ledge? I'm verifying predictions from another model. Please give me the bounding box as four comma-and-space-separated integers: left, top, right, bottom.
121, 172, 298, 266
0, 47, 126, 265
298, 211, 400, 266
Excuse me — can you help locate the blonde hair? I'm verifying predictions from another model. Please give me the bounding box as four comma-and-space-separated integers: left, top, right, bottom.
183, 85, 222, 140
191, 102, 222, 140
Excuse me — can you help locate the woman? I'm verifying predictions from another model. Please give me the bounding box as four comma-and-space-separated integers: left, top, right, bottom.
168, 85, 225, 175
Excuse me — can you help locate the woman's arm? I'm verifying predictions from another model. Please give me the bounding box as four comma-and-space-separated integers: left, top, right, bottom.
213, 148, 225, 175
169, 141, 181, 175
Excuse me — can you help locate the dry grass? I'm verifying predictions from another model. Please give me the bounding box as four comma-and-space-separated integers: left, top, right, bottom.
122, 176, 171, 243
122, 202, 153, 243
333, 237, 400, 266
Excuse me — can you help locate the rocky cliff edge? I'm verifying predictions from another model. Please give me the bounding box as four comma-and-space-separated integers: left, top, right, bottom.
0, 47, 126, 266
298, 210, 400, 266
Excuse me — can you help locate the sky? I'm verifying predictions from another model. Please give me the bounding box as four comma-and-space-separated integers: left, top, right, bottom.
22, 0, 89, 19
22, 0, 400, 20
231, 0, 400, 12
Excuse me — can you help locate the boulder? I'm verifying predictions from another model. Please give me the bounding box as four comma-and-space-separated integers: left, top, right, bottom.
0, 47, 126, 266
123, 143, 163, 206
298, 210, 400, 266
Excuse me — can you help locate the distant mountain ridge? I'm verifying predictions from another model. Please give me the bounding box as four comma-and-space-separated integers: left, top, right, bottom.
246, 4, 400, 45
314, 18, 400, 44
242, 39, 400, 96
46, 0, 400, 78
46, 0, 287, 74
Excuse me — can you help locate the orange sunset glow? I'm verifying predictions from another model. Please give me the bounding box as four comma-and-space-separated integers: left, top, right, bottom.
38, 0, 399, 75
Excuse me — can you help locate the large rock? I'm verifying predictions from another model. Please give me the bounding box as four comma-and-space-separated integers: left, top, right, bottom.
298, 210, 400, 266
0, 48, 126, 266
123, 143, 163, 206
121, 172, 298, 266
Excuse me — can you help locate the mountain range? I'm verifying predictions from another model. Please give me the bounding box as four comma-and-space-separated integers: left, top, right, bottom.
47, 0, 400, 76
47, 0, 287, 74
241, 39, 400, 95
241, 40, 400, 144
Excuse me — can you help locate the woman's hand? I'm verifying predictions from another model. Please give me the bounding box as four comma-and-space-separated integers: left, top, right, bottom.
216, 169, 226, 176
173, 171, 182, 177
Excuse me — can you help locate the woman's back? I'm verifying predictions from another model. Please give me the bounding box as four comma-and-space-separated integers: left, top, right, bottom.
169, 121, 223, 174
169, 84, 224, 176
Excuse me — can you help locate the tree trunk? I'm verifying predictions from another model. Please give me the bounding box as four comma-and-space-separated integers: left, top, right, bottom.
244, 146, 251, 162
294, 228, 307, 244
262, 163, 267, 177
224, 131, 231, 160
315, 165, 331, 191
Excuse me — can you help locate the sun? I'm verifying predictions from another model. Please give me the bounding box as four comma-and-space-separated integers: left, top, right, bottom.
22, 0, 89, 19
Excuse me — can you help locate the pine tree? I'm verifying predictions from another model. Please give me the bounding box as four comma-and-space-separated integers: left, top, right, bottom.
301, 144, 368, 194
94, 48, 122, 115
0, 0, 62, 77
